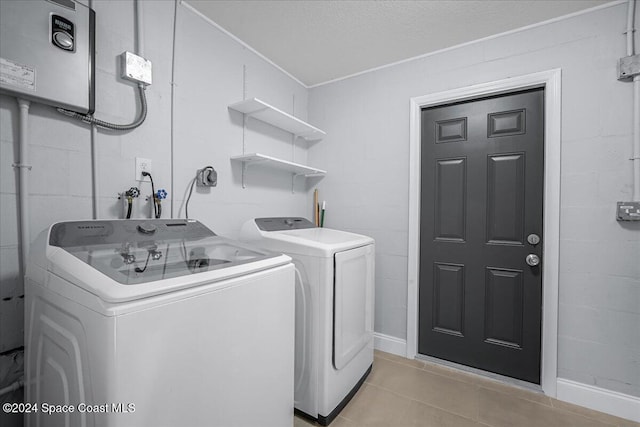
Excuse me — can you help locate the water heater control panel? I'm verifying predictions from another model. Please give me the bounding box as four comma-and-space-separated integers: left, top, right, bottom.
0, 0, 95, 114
52, 14, 75, 52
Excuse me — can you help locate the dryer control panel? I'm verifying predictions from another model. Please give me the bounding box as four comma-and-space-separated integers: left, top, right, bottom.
255, 217, 316, 231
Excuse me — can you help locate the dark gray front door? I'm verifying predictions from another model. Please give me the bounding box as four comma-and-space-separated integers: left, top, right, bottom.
418, 88, 544, 384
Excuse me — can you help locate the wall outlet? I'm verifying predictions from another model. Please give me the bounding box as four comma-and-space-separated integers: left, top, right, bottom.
135, 157, 152, 182
121, 51, 152, 85
616, 201, 640, 221
196, 166, 217, 187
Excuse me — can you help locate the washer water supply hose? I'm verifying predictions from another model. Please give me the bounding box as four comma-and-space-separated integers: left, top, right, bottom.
142, 172, 167, 219
155, 188, 167, 218
124, 187, 140, 219
57, 84, 147, 131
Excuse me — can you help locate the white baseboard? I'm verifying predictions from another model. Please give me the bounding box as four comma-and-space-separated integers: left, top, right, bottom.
373, 332, 407, 357
556, 378, 640, 423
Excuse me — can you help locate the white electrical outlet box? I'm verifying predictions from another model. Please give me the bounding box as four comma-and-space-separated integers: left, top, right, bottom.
121, 51, 152, 85
135, 157, 152, 182
617, 201, 640, 221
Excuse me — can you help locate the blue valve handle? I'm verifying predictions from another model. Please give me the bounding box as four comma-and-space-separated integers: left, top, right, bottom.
155, 189, 167, 200
153, 189, 167, 219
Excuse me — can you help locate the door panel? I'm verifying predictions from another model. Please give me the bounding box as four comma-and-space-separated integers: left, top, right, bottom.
432, 263, 465, 336
484, 267, 524, 349
435, 158, 467, 241
418, 88, 543, 384
488, 109, 526, 137
486, 153, 525, 245
436, 117, 467, 143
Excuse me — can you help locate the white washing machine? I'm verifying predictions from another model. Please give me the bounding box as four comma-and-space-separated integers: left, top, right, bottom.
240, 217, 374, 425
25, 219, 295, 427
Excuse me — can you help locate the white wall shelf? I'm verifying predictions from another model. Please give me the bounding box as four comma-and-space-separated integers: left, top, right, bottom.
228, 98, 326, 140
231, 153, 326, 177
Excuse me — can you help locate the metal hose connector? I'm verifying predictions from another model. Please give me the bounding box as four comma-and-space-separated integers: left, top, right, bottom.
57, 84, 147, 131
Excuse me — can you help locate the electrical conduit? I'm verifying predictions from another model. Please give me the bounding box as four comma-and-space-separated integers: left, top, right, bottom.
627, 0, 640, 201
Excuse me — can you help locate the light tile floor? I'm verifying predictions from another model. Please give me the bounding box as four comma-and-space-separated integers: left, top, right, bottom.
294, 350, 639, 427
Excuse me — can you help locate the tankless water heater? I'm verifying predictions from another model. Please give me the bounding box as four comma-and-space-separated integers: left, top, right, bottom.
0, 0, 95, 114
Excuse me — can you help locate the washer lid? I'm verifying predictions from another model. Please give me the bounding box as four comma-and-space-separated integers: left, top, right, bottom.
34, 220, 291, 302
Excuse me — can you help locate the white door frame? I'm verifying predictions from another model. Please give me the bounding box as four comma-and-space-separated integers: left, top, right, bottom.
407, 69, 562, 397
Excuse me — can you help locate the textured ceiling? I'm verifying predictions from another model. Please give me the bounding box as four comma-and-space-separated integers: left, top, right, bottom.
187, 0, 614, 87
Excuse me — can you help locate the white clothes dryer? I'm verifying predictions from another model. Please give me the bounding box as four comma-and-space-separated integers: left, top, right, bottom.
240, 217, 374, 425
25, 219, 295, 427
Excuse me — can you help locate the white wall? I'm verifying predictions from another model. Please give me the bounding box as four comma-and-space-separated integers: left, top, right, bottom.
308, 1, 640, 401
0, 0, 311, 354
1, 0, 639, 420
172, 3, 311, 238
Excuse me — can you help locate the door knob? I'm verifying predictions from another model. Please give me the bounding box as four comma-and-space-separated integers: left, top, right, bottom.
526, 254, 540, 267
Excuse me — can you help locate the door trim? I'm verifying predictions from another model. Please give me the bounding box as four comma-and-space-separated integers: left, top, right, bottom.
407, 69, 561, 397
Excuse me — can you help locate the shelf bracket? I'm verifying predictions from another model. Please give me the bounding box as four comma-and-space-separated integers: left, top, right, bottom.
241, 162, 248, 189
291, 171, 311, 194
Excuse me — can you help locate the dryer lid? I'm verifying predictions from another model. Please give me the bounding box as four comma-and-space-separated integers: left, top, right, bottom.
250, 222, 374, 257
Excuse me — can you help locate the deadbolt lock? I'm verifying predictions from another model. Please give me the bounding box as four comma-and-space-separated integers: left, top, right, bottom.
527, 234, 541, 246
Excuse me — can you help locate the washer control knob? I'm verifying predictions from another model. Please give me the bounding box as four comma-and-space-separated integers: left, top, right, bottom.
137, 223, 157, 234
